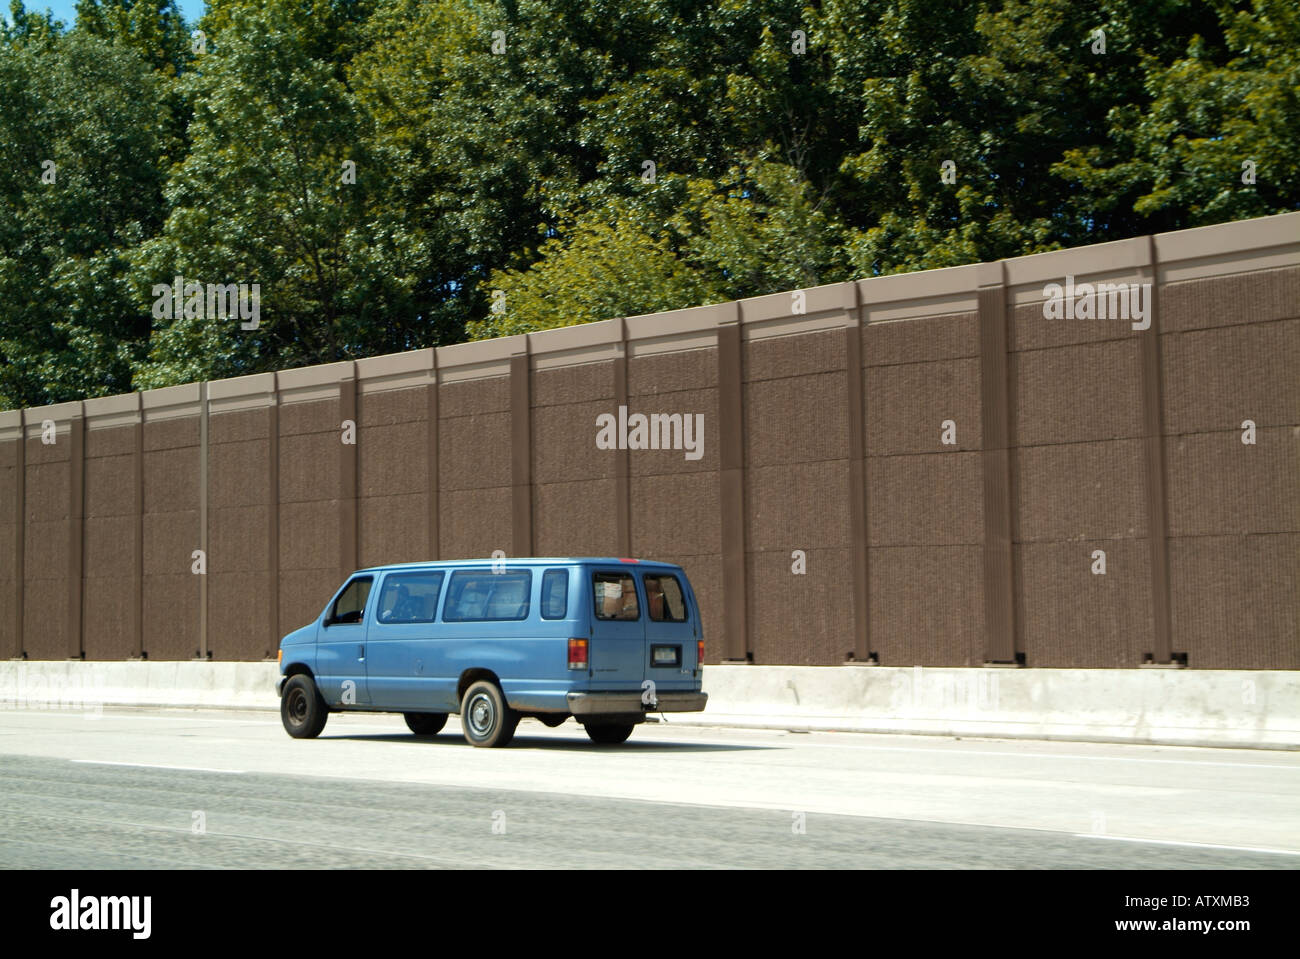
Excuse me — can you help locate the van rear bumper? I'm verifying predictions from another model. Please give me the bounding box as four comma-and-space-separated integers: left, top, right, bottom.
566, 691, 707, 716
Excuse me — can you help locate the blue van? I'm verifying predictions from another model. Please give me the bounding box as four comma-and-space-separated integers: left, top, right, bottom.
277, 558, 707, 747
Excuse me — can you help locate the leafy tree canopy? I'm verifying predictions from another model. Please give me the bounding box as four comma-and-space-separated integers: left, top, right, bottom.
0, 0, 1295, 409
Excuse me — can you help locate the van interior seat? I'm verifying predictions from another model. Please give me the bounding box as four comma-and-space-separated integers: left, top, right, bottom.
486, 581, 527, 619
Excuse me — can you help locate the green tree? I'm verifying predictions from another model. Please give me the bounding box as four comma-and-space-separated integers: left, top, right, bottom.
354, 0, 841, 339
1, 1, 66, 46
1055, 0, 1300, 226
469, 155, 849, 338
75, 0, 190, 75
131, 0, 417, 387
0, 30, 172, 409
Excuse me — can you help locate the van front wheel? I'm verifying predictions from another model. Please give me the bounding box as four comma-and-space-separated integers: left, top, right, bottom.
281, 675, 328, 739
584, 723, 635, 745
404, 712, 448, 736
460, 681, 518, 747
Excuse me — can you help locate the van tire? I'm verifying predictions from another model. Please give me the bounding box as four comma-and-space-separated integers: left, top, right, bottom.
584, 723, 635, 745
404, 712, 448, 736
281, 675, 328, 739
460, 681, 518, 748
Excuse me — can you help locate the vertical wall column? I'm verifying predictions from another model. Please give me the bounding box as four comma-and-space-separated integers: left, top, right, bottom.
978, 262, 1018, 664
1137, 236, 1174, 664
11, 413, 26, 658
339, 364, 359, 579
130, 395, 144, 659
612, 319, 632, 556
426, 350, 440, 561
67, 404, 85, 659
197, 382, 209, 659
842, 283, 871, 662
267, 374, 281, 654
511, 340, 533, 557
717, 305, 749, 662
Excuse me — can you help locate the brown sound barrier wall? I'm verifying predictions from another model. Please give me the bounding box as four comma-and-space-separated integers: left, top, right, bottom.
0, 213, 1296, 668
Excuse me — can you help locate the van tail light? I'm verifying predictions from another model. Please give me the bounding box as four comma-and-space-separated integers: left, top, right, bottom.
568, 638, 588, 670
698, 640, 704, 666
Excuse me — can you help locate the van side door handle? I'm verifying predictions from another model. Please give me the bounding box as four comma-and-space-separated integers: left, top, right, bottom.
358, 644, 365, 661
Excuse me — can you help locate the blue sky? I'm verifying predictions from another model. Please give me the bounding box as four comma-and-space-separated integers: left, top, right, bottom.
19, 1, 208, 28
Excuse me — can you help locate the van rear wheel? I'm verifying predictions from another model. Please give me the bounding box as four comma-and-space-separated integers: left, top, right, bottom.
281, 675, 328, 739
460, 681, 518, 747
404, 712, 448, 736
584, 722, 635, 745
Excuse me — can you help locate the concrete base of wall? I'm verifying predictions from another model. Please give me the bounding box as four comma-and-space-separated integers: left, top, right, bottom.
1, 662, 1296, 750
674, 665, 1300, 750
0, 661, 278, 712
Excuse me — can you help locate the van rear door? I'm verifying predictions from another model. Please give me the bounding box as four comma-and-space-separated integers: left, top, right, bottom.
588, 567, 645, 694
641, 568, 698, 695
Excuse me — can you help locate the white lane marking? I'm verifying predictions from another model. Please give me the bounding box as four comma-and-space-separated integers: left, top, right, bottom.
1074, 834, 1300, 857
71, 760, 245, 774
669, 736, 1300, 770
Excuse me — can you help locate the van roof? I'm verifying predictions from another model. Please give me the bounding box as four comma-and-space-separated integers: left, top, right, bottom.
354, 557, 683, 574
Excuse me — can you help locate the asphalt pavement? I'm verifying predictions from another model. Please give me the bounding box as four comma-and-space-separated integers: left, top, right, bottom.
0, 708, 1296, 868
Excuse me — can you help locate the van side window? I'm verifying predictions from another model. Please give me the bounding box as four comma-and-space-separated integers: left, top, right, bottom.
541, 568, 569, 619
442, 570, 532, 622
376, 571, 445, 624
593, 573, 639, 621
643, 573, 688, 622
331, 576, 373, 625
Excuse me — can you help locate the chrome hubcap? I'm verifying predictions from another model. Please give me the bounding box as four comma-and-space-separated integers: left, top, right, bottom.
469, 695, 493, 735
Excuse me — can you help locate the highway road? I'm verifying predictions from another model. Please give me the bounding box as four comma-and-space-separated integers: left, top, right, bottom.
1, 708, 1296, 868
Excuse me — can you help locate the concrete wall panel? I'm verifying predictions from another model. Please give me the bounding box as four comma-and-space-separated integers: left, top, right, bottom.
866, 359, 982, 455
748, 547, 853, 665
1162, 319, 1300, 434
359, 493, 428, 566
1014, 440, 1148, 543
630, 473, 721, 558
439, 413, 510, 490
746, 460, 852, 550
533, 480, 618, 556
1015, 541, 1152, 667
1169, 533, 1299, 669
867, 452, 983, 546
1011, 340, 1143, 446
869, 545, 984, 666
439, 487, 513, 560
864, 312, 980, 365
1166, 429, 1299, 537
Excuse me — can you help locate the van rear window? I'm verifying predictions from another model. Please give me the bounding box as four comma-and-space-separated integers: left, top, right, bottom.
593, 573, 639, 621
541, 568, 569, 619
442, 570, 532, 622
643, 573, 688, 622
